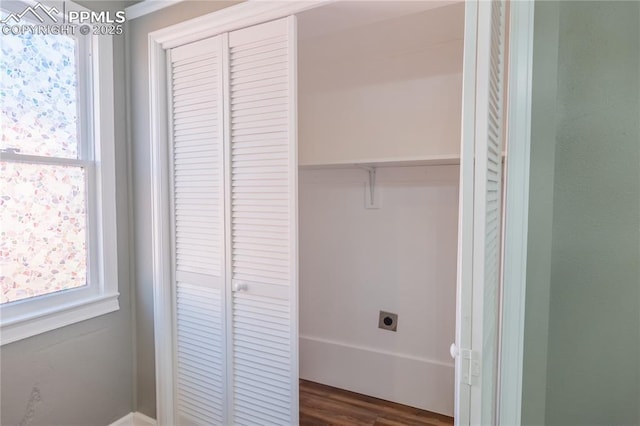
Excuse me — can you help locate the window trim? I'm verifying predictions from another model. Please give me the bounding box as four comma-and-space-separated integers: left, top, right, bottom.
0, 1, 119, 345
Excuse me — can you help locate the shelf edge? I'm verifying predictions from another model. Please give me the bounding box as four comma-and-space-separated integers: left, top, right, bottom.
298, 155, 462, 169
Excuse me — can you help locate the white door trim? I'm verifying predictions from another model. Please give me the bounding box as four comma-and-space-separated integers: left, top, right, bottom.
149, 2, 328, 424
149, 29, 174, 426
287, 15, 301, 425
454, 1, 478, 423
147, 0, 329, 49
498, 1, 535, 425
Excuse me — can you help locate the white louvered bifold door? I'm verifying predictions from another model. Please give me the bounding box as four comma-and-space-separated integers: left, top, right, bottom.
455, 1, 507, 425
472, 1, 506, 424
225, 16, 298, 426
168, 36, 226, 426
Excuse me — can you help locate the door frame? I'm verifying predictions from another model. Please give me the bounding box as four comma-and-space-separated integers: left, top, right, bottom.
498, 1, 536, 425
147, 1, 531, 424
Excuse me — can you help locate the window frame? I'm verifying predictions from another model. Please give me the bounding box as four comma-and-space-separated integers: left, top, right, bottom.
0, 0, 119, 345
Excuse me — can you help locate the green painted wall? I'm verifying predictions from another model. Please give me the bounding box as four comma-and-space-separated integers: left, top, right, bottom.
524, 1, 640, 425
545, 2, 640, 424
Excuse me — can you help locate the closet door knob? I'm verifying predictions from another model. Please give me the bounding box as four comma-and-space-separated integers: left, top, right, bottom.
450, 343, 459, 359
233, 281, 248, 292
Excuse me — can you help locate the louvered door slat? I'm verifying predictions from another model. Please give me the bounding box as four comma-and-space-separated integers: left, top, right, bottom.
174, 101, 219, 115
227, 16, 298, 426
169, 36, 225, 426
230, 43, 287, 61
174, 84, 219, 98
231, 55, 287, 73
477, 3, 505, 424
174, 71, 219, 84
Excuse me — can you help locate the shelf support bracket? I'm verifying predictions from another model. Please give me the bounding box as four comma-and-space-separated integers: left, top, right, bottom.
358, 165, 380, 209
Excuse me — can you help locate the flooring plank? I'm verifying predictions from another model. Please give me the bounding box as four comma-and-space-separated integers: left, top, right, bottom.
300, 380, 454, 426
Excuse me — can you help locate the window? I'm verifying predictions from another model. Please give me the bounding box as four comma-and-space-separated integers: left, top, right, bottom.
0, 1, 118, 344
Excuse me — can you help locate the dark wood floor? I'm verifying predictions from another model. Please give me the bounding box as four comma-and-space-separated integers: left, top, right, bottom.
300, 380, 454, 426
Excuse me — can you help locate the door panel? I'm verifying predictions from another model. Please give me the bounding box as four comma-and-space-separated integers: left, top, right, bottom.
169, 35, 226, 425
456, 1, 507, 424
472, 2, 506, 422
226, 16, 299, 426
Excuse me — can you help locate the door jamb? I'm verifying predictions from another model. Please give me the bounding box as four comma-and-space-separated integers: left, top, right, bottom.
498, 1, 535, 424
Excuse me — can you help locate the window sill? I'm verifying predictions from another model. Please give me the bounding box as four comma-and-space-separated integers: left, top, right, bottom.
0, 292, 120, 345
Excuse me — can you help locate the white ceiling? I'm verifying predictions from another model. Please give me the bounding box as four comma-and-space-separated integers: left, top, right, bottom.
297, 0, 461, 40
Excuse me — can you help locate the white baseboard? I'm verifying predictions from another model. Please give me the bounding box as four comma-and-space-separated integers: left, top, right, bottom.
300, 335, 455, 416
109, 412, 156, 426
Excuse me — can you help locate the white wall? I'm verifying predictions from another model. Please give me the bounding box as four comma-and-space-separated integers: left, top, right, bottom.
297, 5, 463, 415
299, 165, 458, 416
299, 72, 462, 165
298, 3, 464, 166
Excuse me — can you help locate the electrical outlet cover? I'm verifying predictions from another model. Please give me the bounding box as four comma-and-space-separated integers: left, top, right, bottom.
378, 311, 398, 332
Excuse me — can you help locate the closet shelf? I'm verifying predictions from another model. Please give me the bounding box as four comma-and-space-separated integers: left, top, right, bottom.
298, 154, 461, 170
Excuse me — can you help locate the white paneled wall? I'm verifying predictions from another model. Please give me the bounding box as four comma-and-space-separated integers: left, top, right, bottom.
299, 165, 458, 416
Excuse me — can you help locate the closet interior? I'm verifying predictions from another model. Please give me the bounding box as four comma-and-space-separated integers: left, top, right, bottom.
162, 1, 467, 423
296, 1, 465, 417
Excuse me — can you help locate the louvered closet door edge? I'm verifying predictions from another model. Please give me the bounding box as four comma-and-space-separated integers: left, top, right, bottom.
226, 16, 299, 426
287, 15, 300, 426
221, 31, 236, 425
166, 48, 180, 426
168, 34, 228, 426
471, 0, 504, 372
470, 1, 506, 424
471, 1, 492, 417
